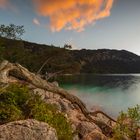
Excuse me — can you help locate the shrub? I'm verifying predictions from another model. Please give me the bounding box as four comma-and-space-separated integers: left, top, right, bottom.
0, 24, 25, 40
0, 84, 73, 140
0, 84, 30, 124
51, 113, 73, 140
0, 103, 22, 124
24, 94, 72, 140
113, 105, 140, 140
0, 84, 31, 107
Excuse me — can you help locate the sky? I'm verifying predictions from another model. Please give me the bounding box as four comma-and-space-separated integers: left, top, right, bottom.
0, 0, 140, 54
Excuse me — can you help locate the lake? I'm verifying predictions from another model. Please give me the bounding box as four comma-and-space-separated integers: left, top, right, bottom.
57, 74, 140, 118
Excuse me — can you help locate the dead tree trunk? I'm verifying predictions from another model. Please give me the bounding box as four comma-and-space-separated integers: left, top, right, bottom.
0, 60, 89, 117
0, 60, 116, 136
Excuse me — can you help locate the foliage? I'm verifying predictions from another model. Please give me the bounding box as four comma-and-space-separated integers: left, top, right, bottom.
0, 84, 31, 124
0, 24, 25, 39
0, 37, 80, 74
0, 103, 23, 124
0, 42, 5, 60
1, 37, 139, 74
113, 105, 140, 140
0, 84, 73, 140
64, 44, 72, 50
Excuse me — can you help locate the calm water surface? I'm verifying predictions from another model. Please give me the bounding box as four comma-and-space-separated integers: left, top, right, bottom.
57, 74, 140, 118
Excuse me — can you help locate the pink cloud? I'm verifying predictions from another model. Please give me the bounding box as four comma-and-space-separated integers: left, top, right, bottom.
33, 18, 40, 25
33, 0, 114, 32
0, 0, 8, 9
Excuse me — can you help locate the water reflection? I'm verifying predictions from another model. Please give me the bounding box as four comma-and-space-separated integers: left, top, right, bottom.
57, 74, 140, 118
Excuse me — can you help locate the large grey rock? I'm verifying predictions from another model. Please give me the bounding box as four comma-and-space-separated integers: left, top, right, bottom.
0, 119, 57, 140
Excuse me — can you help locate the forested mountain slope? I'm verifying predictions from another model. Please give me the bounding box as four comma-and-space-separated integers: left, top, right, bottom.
0, 37, 140, 74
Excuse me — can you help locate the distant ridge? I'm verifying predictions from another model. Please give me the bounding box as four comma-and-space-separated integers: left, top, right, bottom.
0, 37, 140, 74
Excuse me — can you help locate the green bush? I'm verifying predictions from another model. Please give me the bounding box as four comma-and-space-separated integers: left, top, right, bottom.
0, 84, 31, 107
0, 84, 73, 140
113, 105, 140, 140
0, 84, 30, 124
24, 94, 72, 140
0, 103, 23, 124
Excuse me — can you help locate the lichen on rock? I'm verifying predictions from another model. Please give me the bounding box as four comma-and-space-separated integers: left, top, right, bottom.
0, 119, 57, 140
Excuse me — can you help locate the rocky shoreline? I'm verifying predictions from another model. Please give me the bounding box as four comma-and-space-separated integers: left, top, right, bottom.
0, 60, 117, 140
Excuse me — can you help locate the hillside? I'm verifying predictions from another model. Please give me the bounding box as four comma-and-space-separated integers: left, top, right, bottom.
0, 37, 140, 74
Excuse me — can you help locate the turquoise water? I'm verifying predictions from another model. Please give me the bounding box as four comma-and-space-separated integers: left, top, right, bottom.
57, 74, 140, 118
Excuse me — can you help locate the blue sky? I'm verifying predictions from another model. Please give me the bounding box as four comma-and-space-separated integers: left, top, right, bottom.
0, 0, 140, 55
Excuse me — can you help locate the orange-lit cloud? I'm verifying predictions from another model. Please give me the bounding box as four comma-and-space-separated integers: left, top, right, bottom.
0, 0, 16, 12
33, 0, 114, 32
33, 18, 40, 25
0, 0, 8, 8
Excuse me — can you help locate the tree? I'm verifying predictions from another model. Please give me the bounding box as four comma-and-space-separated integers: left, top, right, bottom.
113, 105, 140, 140
0, 24, 25, 40
64, 44, 72, 50
0, 42, 5, 60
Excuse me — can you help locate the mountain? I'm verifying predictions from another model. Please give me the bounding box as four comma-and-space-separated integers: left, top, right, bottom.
0, 37, 140, 74
72, 49, 140, 73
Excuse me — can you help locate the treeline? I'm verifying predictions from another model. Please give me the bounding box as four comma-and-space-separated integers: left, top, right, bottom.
1, 37, 140, 74
0, 37, 81, 74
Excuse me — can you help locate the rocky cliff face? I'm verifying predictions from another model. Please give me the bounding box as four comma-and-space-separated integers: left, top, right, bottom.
0, 60, 116, 140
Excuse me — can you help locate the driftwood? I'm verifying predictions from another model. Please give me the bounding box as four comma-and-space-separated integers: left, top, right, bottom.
0, 60, 89, 117
44, 70, 64, 81
37, 57, 53, 74
90, 111, 116, 123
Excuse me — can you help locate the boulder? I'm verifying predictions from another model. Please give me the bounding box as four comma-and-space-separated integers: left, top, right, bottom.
0, 119, 57, 140
83, 130, 107, 140
76, 121, 101, 138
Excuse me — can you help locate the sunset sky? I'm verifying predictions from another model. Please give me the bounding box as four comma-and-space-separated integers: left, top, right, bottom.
0, 0, 140, 54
